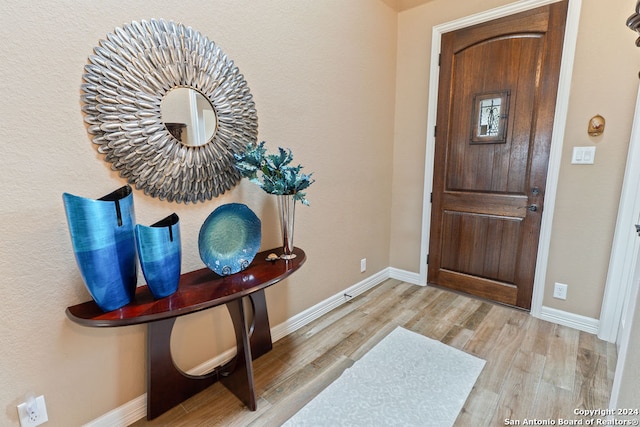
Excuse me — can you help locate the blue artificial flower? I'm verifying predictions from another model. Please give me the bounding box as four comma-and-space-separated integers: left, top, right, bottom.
234, 141, 315, 205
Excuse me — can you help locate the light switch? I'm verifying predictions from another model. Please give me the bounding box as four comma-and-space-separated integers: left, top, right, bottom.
571, 146, 596, 165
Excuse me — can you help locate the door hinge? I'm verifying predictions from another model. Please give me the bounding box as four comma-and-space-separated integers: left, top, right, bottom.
427, 254, 430, 264
438, 53, 441, 66
434, 126, 437, 137
430, 192, 433, 203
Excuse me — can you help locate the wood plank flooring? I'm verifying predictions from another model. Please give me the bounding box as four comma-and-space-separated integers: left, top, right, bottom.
130, 279, 616, 427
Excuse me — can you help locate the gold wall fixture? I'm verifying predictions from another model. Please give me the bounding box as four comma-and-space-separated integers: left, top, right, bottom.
588, 114, 605, 137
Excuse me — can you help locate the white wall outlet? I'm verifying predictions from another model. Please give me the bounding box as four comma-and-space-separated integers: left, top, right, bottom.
553, 282, 568, 300
360, 258, 366, 273
17, 394, 48, 427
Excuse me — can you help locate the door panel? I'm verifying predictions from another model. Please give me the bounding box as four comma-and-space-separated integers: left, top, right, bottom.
447, 37, 541, 194
440, 212, 520, 283
428, 1, 568, 310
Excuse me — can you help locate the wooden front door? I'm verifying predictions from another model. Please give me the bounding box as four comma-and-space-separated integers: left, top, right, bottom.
427, 1, 568, 310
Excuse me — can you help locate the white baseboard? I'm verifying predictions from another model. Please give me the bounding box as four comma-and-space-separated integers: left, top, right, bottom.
387, 268, 601, 336
271, 267, 391, 341
388, 267, 422, 285
83, 268, 392, 427
538, 305, 600, 334
82, 395, 146, 427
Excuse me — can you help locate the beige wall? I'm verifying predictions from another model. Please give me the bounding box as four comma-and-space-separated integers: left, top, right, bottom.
2, 0, 640, 425
0, 1, 396, 425
544, 0, 640, 316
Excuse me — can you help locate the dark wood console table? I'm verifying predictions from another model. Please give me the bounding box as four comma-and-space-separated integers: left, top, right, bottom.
66, 247, 306, 420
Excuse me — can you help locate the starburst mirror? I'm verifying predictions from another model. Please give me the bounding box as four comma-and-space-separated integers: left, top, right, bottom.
81, 19, 258, 203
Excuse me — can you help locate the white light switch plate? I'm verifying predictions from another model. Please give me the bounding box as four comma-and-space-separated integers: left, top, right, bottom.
571, 146, 596, 164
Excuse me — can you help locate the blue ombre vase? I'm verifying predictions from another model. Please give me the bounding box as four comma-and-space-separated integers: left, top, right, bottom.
62, 185, 137, 312
135, 213, 181, 299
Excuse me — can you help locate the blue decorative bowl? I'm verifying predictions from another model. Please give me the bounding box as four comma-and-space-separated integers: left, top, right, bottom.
62, 185, 137, 312
135, 213, 181, 299
198, 203, 261, 276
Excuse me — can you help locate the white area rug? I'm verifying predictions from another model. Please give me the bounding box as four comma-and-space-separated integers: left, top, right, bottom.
283, 327, 485, 427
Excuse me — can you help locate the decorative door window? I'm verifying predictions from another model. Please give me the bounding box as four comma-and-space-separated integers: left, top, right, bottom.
471, 91, 510, 143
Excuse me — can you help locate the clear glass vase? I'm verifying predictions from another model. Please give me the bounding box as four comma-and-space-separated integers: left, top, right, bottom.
278, 195, 297, 259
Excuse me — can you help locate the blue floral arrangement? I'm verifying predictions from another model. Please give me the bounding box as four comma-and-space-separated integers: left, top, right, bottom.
234, 141, 315, 205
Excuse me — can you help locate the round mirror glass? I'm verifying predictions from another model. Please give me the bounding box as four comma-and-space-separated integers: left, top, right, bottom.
161, 87, 217, 147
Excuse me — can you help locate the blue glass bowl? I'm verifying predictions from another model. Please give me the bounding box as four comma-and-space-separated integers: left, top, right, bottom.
198, 203, 261, 276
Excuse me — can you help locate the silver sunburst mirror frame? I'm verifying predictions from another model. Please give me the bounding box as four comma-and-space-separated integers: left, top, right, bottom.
81, 19, 258, 203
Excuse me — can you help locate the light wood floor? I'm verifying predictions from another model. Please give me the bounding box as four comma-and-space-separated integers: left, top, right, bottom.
130, 279, 617, 427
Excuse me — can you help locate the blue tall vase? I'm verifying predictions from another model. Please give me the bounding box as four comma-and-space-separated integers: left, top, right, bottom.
135, 213, 181, 299
62, 185, 137, 312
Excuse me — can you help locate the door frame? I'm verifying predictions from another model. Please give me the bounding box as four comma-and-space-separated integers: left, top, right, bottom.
419, 0, 582, 319
602, 84, 640, 407
598, 84, 640, 345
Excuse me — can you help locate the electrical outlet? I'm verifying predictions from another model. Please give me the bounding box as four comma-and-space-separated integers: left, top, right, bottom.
360, 258, 366, 273
553, 282, 568, 300
17, 394, 48, 427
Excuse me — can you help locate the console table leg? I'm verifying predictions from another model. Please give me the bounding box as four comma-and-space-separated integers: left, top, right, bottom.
222, 298, 257, 410
249, 289, 273, 359
146, 317, 219, 420
146, 292, 274, 419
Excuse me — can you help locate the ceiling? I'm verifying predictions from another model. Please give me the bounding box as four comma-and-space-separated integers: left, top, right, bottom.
381, 0, 435, 12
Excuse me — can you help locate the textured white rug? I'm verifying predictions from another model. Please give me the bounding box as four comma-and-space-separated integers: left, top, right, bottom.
282, 327, 485, 427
